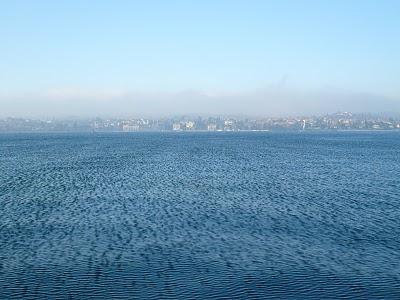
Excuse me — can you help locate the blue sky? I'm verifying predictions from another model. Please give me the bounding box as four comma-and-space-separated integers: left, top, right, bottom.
0, 0, 399, 116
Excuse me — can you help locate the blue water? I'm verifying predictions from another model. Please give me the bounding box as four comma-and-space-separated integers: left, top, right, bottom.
1, 132, 399, 299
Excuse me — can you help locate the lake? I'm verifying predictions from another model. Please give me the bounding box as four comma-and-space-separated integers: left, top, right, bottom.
1, 131, 399, 299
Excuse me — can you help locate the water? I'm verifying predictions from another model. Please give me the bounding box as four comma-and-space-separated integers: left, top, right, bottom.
1, 131, 399, 299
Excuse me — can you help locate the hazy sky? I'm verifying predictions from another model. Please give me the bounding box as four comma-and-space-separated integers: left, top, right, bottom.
1, 0, 399, 117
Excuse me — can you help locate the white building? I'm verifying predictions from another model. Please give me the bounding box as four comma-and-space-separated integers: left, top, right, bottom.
172, 123, 181, 131
186, 121, 195, 130
207, 124, 217, 131
122, 124, 140, 132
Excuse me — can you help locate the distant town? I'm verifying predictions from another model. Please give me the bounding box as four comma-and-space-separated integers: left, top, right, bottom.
1, 112, 400, 132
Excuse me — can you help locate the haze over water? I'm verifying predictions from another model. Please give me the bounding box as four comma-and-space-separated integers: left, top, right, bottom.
1, 1, 400, 117
1, 132, 399, 299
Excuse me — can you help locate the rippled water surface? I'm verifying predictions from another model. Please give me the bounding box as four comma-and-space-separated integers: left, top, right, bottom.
1, 132, 400, 299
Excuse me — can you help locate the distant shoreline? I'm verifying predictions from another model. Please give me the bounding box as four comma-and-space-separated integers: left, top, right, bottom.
1, 129, 400, 134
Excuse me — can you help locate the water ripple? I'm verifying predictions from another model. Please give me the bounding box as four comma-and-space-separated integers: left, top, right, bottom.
1, 132, 400, 299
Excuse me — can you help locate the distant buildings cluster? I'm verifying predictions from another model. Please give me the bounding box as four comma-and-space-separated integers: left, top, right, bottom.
1, 112, 400, 132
